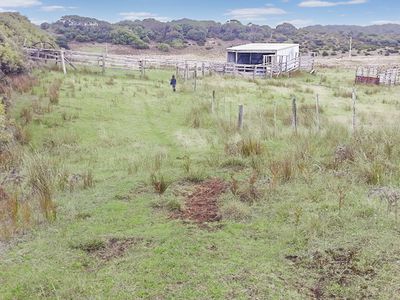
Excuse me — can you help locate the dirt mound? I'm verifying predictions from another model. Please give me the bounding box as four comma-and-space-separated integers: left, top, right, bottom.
286, 247, 377, 299
182, 178, 227, 224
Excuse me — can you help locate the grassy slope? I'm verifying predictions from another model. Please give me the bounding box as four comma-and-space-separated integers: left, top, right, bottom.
1, 67, 400, 299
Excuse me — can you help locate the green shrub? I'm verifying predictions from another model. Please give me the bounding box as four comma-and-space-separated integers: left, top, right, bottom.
157, 43, 170, 52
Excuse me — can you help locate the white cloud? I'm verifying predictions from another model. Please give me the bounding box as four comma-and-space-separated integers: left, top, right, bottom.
40, 5, 77, 12
119, 12, 170, 22
299, 0, 367, 8
0, 0, 41, 8
40, 5, 64, 12
225, 6, 287, 20
31, 19, 48, 25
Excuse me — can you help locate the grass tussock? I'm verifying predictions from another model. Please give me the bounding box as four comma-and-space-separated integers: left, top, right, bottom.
10, 75, 38, 93
48, 79, 62, 105
269, 158, 294, 185
238, 137, 263, 157
0, 188, 32, 240
150, 173, 170, 195
25, 153, 57, 221
186, 101, 210, 129
333, 88, 353, 98
82, 170, 95, 189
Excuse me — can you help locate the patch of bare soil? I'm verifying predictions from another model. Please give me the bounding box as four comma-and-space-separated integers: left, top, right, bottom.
315, 55, 400, 68
181, 178, 227, 224
82, 237, 144, 261
68, 39, 250, 62
286, 247, 377, 299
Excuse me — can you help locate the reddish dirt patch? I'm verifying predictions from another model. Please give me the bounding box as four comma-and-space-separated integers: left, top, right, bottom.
181, 178, 227, 224
286, 247, 378, 299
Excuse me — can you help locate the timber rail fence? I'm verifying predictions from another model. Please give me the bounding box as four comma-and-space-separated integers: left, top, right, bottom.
24, 47, 315, 79
355, 65, 400, 86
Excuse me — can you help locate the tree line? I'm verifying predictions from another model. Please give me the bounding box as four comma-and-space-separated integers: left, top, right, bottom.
43, 15, 400, 55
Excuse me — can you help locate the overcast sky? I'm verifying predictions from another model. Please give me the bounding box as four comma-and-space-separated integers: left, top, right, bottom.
0, 0, 398, 27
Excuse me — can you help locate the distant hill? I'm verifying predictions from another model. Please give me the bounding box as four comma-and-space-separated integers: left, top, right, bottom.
0, 12, 54, 74
41, 15, 400, 56
304, 24, 400, 35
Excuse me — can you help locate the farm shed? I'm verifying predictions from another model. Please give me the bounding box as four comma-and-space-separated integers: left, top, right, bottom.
227, 43, 300, 66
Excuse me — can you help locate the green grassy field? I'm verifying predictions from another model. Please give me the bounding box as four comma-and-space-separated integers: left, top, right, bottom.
1, 66, 400, 299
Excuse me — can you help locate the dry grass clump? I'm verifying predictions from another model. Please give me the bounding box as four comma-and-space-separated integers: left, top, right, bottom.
25, 153, 57, 221
334, 144, 355, 165
238, 137, 263, 157
56, 170, 95, 193
0, 188, 32, 240
150, 173, 170, 195
364, 87, 380, 95
333, 88, 352, 98
150, 196, 182, 213
229, 173, 264, 203
48, 79, 62, 105
13, 124, 31, 145
82, 170, 95, 189
325, 127, 400, 186
105, 77, 115, 85
10, 75, 38, 93
263, 105, 291, 126
186, 101, 210, 129
269, 158, 295, 185
298, 103, 324, 128
20, 107, 33, 125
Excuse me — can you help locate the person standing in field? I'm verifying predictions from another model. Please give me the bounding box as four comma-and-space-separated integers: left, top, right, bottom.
170, 75, 177, 92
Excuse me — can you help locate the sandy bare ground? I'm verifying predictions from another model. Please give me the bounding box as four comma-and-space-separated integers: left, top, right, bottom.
315, 55, 400, 68
69, 42, 400, 68
69, 40, 238, 62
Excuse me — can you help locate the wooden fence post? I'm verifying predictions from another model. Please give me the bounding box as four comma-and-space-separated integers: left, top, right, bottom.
202, 62, 205, 77
238, 104, 244, 130
184, 62, 188, 81
194, 64, 197, 91
211, 90, 215, 113
60, 50, 67, 75
102, 54, 105, 75
315, 94, 320, 132
140, 60, 144, 78
273, 101, 277, 133
292, 97, 297, 133
352, 88, 356, 133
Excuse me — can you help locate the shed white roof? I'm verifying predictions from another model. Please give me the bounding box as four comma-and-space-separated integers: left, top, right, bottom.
227, 43, 299, 52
